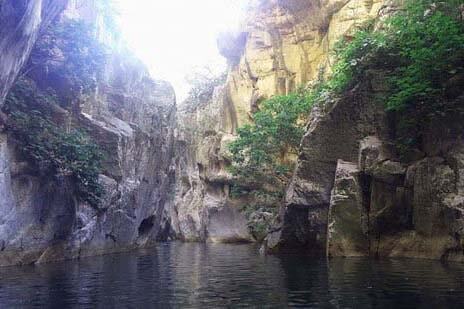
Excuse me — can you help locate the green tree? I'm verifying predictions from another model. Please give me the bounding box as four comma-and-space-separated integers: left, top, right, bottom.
228, 0, 464, 232
229, 90, 312, 186
384, 0, 464, 151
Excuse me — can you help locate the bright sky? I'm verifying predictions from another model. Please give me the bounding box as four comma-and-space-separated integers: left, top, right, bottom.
117, 0, 249, 101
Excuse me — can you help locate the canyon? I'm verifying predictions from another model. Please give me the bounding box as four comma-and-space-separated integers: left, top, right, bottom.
0, 0, 463, 267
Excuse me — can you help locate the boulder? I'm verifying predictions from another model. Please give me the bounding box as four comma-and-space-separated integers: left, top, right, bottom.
327, 160, 368, 257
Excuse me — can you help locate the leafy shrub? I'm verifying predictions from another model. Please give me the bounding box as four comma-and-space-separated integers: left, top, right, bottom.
229, 90, 312, 186
384, 0, 464, 151
4, 79, 104, 208
3, 78, 60, 118
330, 23, 387, 93
227, 90, 313, 238
228, 0, 464, 221
3, 17, 109, 208
328, 0, 464, 153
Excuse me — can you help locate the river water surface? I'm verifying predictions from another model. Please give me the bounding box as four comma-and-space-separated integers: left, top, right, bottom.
0, 243, 464, 308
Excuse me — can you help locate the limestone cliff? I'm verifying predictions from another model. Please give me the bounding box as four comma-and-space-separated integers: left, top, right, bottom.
173, 0, 394, 242
0, 0, 177, 266
0, 0, 68, 105
264, 74, 464, 261
1, 0, 463, 266
173, 85, 252, 242
251, 1, 464, 262
175, 0, 464, 262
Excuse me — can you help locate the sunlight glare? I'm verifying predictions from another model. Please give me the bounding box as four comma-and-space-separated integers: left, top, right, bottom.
117, 0, 249, 101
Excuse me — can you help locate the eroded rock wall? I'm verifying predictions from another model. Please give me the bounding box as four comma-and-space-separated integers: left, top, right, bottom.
2, 0, 462, 264
0, 1, 177, 266
176, 0, 464, 261
173, 86, 252, 242
264, 77, 388, 254
173, 0, 393, 243
0, 0, 69, 105
257, 0, 464, 261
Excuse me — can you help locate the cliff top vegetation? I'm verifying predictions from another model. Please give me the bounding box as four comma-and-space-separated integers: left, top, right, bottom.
228, 0, 464, 234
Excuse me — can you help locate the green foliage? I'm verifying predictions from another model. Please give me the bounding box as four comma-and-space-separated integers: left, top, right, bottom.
227, 89, 314, 239
4, 17, 109, 208
228, 0, 464, 225
4, 79, 104, 208
386, 0, 464, 110
27, 19, 107, 104
330, 23, 387, 93
3, 78, 59, 117
228, 22, 389, 189
309, 0, 464, 154
229, 90, 312, 187
383, 0, 464, 151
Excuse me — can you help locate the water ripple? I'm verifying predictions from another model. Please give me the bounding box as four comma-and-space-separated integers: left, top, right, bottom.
0, 243, 463, 308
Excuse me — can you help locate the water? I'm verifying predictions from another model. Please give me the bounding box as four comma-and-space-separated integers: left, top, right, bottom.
0, 243, 463, 308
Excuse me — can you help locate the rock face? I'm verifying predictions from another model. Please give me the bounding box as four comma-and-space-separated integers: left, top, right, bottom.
1, 0, 463, 266
176, 0, 464, 262
327, 160, 367, 257
172, 0, 394, 244
253, 0, 464, 261
264, 79, 387, 253
0, 0, 68, 105
70, 52, 177, 261
264, 98, 464, 261
0, 1, 177, 266
173, 86, 252, 243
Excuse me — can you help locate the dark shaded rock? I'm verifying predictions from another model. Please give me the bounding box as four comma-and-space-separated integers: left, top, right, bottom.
0, 1, 178, 266
264, 84, 387, 253
217, 31, 248, 65
0, 0, 68, 105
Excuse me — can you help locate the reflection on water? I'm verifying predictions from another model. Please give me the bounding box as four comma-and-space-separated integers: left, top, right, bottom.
0, 243, 463, 308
